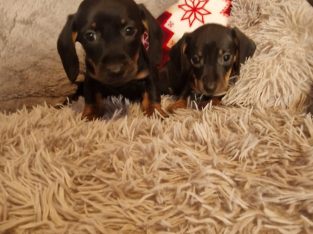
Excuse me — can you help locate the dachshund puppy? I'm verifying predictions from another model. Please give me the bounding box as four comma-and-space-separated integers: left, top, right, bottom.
159, 23, 256, 112
57, 0, 166, 120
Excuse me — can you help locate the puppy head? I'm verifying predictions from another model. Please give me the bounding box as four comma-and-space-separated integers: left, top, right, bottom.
57, 0, 148, 86
172, 24, 256, 96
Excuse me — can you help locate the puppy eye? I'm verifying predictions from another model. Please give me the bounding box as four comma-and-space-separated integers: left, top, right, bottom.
84, 30, 97, 42
222, 53, 232, 63
190, 55, 202, 67
124, 26, 136, 37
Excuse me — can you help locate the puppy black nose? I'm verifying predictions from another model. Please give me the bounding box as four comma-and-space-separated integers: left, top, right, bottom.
106, 63, 124, 75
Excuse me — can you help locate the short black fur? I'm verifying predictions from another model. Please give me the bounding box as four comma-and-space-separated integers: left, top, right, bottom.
57, 0, 165, 119
159, 24, 256, 111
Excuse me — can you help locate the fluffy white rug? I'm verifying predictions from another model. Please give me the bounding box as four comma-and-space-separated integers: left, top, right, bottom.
1, 100, 313, 233
1, 0, 313, 233
223, 0, 313, 111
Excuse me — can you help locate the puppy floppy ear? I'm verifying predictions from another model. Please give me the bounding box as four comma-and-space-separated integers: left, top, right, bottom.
232, 27, 256, 63
169, 34, 191, 72
138, 4, 163, 66
57, 14, 79, 82
232, 27, 256, 75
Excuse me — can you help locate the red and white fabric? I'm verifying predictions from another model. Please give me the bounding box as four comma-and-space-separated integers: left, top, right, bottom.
157, 0, 232, 66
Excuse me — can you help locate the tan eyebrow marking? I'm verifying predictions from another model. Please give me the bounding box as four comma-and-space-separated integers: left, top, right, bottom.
72, 32, 78, 43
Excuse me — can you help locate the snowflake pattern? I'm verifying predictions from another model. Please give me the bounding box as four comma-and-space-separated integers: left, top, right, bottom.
178, 0, 211, 27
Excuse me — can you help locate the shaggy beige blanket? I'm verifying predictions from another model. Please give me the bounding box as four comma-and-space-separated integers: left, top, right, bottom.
1, 0, 313, 233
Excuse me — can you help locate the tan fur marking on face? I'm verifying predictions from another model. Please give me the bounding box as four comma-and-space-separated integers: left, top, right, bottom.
133, 50, 140, 63
128, 50, 140, 78
192, 78, 205, 94
136, 69, 150, 80
91, 22, 96, 28
72, 32, 78, 43
120, 50, 137, 77
86, 58, 100, 81
214, 68, 232, 96
142, 20, 149, 31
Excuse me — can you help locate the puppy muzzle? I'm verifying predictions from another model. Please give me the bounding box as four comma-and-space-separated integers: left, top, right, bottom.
87, 58, 139, 86
193, 74, 238, 97
191, 72, 216, 95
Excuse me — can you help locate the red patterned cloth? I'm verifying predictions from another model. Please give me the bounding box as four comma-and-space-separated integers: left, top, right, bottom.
157, 0, 232, 67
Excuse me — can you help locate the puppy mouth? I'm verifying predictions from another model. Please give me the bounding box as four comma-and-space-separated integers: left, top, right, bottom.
192, 78, 210, 95
87, 59, 140, 86
103, 66, 138, 84
192, 76, 232, 97
212, 69, 237, 96
193, 68, 238, 97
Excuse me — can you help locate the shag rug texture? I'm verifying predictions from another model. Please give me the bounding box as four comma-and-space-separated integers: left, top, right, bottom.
1, 0, 313, 233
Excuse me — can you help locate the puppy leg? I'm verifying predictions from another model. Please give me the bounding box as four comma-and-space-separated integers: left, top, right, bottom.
82, 94, 103, 120
82, 103, 98, 121
141, 91, 168, 118
141, 69, 168, 118
167, 99, 188, 113
167, 84, 190, 113
82, 78, 103, 120
211, 97, 222, 105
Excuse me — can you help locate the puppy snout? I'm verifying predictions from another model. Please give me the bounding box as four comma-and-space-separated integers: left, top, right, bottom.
106, 63, 124, 75
204, 81, 216, 94
207, 82, 215, 90
102, 54, 128, 75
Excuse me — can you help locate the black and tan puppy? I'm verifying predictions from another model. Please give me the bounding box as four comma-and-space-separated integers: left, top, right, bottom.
159, 23, 256, 112
57, 0, 166, 120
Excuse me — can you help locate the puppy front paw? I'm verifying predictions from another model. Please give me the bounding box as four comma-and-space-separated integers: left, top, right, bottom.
197, 97, 222, 108
142, 103, 169, 118
211, 97, 222, 106
167, 99, 187, 113
82, 104, 100, 121
141, 92, 168, 118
